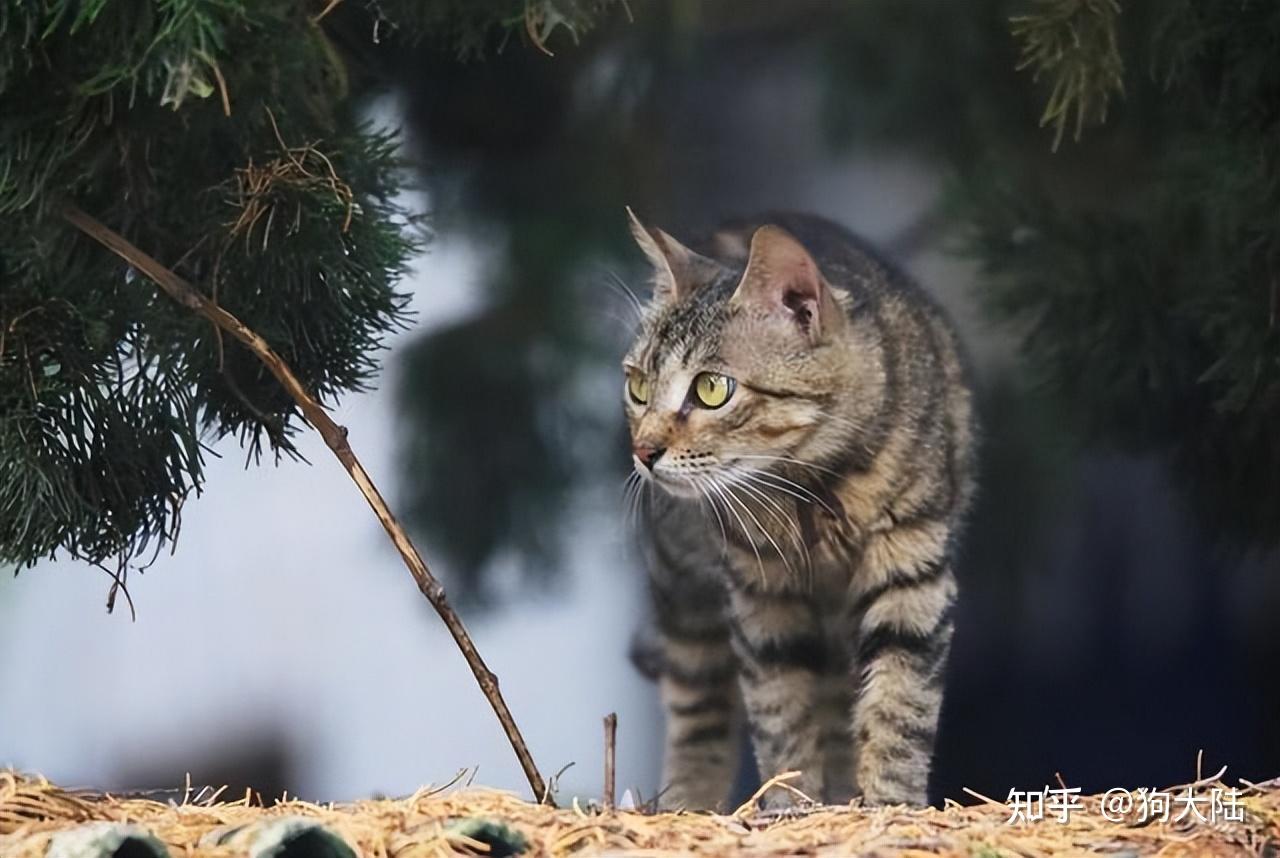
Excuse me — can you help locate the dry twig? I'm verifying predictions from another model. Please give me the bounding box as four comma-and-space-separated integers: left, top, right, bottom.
58, 203, 553, 807
603, 713, 617, 813
8, 771, 1275, 858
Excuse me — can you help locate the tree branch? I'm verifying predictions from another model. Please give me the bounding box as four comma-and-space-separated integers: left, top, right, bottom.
60, 202, 553, 806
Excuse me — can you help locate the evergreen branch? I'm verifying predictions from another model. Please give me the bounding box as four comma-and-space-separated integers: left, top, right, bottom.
1011, 0, 1124, 150
60, 202, 554, 808
372, 0, 622, 58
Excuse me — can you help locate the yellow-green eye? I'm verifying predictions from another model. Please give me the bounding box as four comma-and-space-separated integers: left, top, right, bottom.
627, 373, 650, 405
693, 372, 735, 409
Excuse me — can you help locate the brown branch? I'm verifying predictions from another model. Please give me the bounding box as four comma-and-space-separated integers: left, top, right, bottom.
602, 712, 617, 812
59, 202, 553, 806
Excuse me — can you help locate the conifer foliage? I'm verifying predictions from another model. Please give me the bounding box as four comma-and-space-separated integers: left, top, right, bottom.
0, 1, 615, 581
823, 0, 1280, 546
980, 0, 1280, 543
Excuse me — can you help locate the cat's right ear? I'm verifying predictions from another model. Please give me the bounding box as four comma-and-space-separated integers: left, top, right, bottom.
731, 225, 845, 344
626, 207, 723, 306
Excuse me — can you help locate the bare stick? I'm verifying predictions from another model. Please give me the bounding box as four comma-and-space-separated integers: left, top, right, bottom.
60, 203, 553, 806
731, 771, 804, 819
603, 713, 617, 812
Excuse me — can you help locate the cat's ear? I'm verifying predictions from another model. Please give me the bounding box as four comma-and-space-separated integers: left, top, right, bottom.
626, 207, 724, 305
731, 226, 844, 343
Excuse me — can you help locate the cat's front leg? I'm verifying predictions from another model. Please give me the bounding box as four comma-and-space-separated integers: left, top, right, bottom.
644, 536, 741, 812
727, 584, 829, 806
654, 633, 740, 811
849, 522, 957, 806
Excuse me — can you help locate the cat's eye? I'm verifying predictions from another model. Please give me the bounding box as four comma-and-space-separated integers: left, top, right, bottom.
693, 372, 735, 409
627, 373, 650, 405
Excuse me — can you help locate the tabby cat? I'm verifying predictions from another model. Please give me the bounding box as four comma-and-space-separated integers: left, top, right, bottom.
622, 210, 976, 809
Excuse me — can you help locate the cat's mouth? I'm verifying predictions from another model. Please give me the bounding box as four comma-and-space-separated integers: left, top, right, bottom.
637, 467, 699, 499
632, 455, 732, 504
627, 453, 706, 501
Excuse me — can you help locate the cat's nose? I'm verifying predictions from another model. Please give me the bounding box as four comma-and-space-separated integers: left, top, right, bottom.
633, 443, 666, 470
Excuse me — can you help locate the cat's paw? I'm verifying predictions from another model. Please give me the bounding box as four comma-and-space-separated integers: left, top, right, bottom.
744, 773, 822, 816
654, 783, 727, 814
858, 782, 928, 808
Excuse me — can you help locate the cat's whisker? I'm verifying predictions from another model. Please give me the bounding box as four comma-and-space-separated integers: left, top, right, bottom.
596, 306, 642, 331
605, 269, 645, 307
623, 470, 647, 533
623, 479, 637, 531
736, 466, 839, 519
729, 474, 810, 577
642, 478, 654, 528
733, 454, 846, 481
604, 271, 646, 320
733, 473, 811, 568
717, 477, 793, 581
691, 475, 730, 557
706, 476, 766, 584
735, 468, 829, 514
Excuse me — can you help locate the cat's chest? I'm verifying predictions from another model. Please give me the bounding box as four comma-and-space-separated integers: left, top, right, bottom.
710, 495, 859, 597
794, 500, 864, 576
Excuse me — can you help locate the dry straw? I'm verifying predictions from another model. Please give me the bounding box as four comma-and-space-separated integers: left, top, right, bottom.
3, 769, 1277, 857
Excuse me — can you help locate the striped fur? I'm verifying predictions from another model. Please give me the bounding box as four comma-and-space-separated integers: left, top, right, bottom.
623, 211, 977, 810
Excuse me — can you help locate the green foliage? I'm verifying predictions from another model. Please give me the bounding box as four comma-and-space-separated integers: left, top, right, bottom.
971, 1, 1280, 543
1011, 0, 1124, 150
391, 35, 642, 602
1, 0, 594, 578
379, 0, 1280, 608
819, 0, 1045, 169
368, 0, 620, 58
813, 0, 1280, 546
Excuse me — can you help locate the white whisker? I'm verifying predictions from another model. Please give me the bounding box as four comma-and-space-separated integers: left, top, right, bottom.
706, 475, 765, 584
623, 470, 646, 533
604, 271, 646, 320
729, 474, 810, 578
716, 476, 791, 581
733, 453, 845, 481
691, 475, 729, 557
737, 467, 839, 519
735, 467, 826, 512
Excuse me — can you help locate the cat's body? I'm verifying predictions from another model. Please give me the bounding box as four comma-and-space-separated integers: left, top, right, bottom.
622, 211, 976, 810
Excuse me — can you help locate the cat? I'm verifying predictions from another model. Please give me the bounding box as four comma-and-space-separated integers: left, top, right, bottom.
621, 209, 977, 810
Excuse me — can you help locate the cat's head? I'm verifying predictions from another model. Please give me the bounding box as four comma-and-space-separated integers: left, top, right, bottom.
621, 210, 867, 499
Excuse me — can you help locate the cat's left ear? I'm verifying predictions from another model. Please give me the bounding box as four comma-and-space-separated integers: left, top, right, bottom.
627, 207, 725, 306
731, 226, 844, 344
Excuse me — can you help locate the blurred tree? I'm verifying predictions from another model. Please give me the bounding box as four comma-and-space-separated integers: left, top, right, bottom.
0, 0, 619, 599
391, 1, 875, 604
391, 25, 663, 604
392, 0, 1280, 607
820, 0, 1280, 546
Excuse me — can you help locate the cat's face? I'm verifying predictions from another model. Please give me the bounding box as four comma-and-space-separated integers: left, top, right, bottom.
622, 214, 851, 499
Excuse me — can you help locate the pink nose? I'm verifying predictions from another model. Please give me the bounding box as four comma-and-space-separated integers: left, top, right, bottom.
633, 443, 666, 470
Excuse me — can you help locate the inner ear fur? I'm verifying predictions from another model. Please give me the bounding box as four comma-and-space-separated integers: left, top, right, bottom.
730, 225, 844, 342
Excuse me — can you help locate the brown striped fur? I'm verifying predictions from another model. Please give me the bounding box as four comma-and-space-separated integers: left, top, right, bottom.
622, 211, 977, 810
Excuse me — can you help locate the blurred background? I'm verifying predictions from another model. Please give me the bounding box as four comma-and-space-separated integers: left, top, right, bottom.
2, 0, 1278, 806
